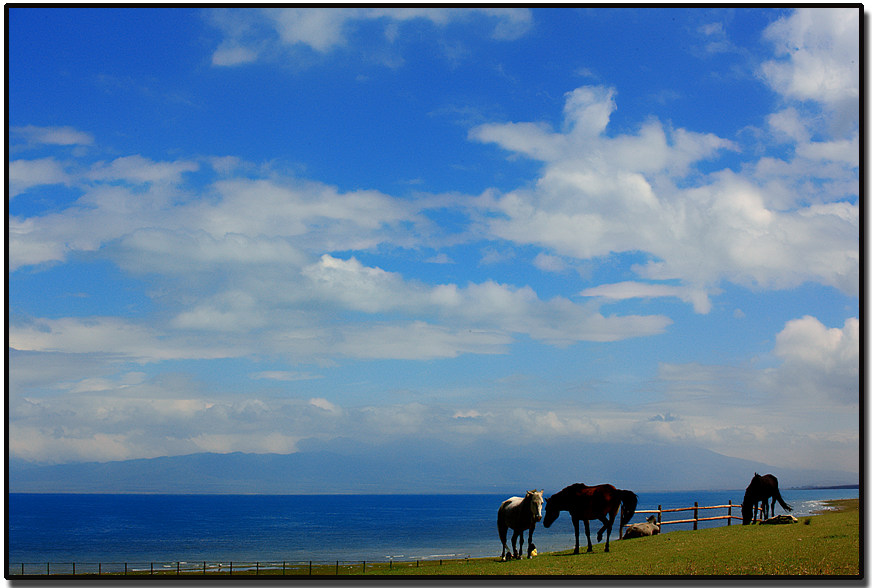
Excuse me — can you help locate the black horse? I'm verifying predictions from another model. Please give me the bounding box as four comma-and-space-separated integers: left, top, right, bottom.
543, 483, 637, 554
741, 473, 792, 524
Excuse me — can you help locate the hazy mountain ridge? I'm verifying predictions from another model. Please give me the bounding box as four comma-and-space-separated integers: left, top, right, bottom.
9, 441, 857, 494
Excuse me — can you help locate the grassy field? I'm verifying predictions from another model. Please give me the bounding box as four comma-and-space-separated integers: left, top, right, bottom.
368, 499, 861, 577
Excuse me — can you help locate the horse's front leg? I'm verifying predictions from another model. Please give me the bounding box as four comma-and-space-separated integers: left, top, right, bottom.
572, 517, 580, 555
511, 529, 520, 559
518, 529, 525, 559
526, 527, 535, 558
598, 517, 613, 552
583, 519, 593, 553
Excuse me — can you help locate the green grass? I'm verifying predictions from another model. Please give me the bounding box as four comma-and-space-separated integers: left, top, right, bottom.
369, 499, 860, 577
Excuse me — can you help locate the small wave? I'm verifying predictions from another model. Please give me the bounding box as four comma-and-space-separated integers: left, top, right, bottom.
421, 553, 466, 560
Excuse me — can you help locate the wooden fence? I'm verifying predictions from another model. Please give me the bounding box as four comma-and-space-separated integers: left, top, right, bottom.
8, 557, 470, 577
620, 499, 757, 536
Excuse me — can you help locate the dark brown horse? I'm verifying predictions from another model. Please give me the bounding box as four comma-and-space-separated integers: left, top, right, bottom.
742, 473, 792, 524
542, 483, 637, 554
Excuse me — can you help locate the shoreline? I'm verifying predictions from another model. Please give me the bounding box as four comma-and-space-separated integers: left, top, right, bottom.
811, 498, 858, 515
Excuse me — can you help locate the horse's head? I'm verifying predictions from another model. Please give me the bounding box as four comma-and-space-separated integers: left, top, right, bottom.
741, 501, 753, 525
527, 490, 544, 523
542, 494, 558, 528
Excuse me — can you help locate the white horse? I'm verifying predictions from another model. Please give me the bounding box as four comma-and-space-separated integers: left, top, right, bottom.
498, 489, 544, 561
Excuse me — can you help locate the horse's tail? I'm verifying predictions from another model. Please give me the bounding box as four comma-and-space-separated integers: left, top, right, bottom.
619, 490, 638, 527
775, 490, 792, 512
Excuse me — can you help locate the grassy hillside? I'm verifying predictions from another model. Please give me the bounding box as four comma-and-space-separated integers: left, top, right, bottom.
374, 499, 860, 576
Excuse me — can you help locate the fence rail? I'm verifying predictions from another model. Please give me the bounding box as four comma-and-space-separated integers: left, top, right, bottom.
626, 499, 760, 534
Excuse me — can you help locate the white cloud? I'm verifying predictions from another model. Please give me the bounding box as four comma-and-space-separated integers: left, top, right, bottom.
760, 8, 859, 118
9, 158, 72, 197
309, 397, 342, 414
12, 125, 94, 147
251, 371, 322, 382
207, 7, 532, 65
471, 84, 859, 302
9, 317, 249, 363
87, 155, 199, 184
774, 316, 859, 404
532, 252, 566, 273
211, 44, 259, 66
580, 281, 712, 314
334, 321, 511, 360
300, 254, 671, 347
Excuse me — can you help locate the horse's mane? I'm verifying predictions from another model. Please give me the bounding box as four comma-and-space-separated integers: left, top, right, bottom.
552, 483, 587, 499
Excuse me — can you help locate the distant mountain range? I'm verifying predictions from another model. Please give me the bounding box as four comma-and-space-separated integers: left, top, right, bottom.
8, 440, 858, 494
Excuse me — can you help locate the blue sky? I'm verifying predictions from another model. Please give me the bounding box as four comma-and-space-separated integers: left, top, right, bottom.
8, 7, 859, 477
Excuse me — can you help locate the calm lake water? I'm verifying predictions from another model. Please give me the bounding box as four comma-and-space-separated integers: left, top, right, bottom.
8, 488, 858, 565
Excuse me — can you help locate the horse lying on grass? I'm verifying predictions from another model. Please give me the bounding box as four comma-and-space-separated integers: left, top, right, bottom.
498, 489, 544, 561
622, 515, 660, 539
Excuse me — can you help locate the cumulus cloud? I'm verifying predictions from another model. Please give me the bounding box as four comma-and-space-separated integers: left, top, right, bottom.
774, 316, 859, 404
760, 7, 859, 126
471, 83, 859, 301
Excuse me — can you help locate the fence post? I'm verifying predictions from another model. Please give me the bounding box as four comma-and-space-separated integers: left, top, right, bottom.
309, 561, 312, 575
728, 500, 732, 526
204, 561, 207, 575
693, 502, 699, 531
72, 563, 75, 575
124, 563, 128, 576
363, 561, 366, 574
336, 561, 339, 575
